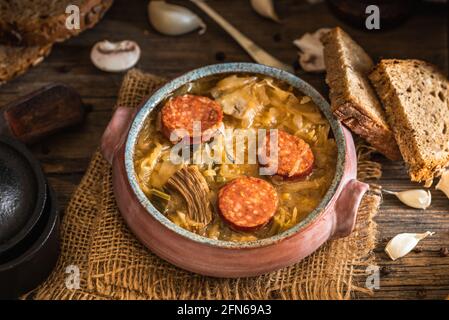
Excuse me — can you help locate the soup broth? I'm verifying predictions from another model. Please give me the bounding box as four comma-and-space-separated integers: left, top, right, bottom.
134, 74, 337, 242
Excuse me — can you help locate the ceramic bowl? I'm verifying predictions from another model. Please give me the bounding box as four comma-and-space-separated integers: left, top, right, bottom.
101, 63, 368, 278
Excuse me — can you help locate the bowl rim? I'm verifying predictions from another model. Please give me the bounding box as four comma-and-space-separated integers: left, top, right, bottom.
124, 63, 346, 249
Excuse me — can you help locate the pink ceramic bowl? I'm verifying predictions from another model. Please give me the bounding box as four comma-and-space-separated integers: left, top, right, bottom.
101, 63, 369, 278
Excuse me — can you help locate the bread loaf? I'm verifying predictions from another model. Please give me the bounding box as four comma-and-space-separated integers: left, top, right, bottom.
0, 44, 52, 85
0, 0, 113, 45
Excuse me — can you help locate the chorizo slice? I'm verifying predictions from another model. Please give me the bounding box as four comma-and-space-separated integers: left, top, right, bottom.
260, 130, 314, 179
161, 94, 223, 143
218, 177, 278, 231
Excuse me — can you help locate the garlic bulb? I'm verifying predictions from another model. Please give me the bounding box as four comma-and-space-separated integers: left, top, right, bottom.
385, 232, 434, 260
148, 1, 206, 36
293, 28, 330, 73
436, 170, 449, 199
250, 0, 280, 22
90, 40, 141, 72
383, 189, 431, 209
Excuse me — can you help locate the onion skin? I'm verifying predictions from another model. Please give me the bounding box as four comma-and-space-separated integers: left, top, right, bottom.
436, 170, 449, 199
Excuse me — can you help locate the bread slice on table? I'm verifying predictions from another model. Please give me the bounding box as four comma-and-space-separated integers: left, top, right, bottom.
0, 0, 113, 45
369, 59, 449, 185
0, 44, 52, 86
321, 27, 401, 161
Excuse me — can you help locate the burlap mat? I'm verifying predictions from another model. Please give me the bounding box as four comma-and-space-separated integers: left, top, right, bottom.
32, 69, 382, 300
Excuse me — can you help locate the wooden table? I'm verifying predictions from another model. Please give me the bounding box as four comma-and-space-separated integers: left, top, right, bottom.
0, 0, 447, 300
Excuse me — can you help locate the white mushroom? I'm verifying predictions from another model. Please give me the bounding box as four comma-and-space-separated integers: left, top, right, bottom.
436, 170, 449, 199
90, 40, 141, 72
250, 0, 280, 22
148, 0, 206, 36
293, 28, 330, 73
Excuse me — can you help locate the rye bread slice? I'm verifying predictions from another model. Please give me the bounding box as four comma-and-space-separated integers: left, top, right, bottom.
0, 0, 113, 45
369, 59, 449, 185
0, 44, 52, 85
321, 27, 401, 160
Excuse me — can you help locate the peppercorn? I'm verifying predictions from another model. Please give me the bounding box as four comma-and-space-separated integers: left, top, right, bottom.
380, 266, 392, 276
273, 33, 282, 42
439, 247, 449, 257
215, 51, 226, 62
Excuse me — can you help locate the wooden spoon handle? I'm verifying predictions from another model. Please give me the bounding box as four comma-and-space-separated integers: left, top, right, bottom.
190, 0, 293, 73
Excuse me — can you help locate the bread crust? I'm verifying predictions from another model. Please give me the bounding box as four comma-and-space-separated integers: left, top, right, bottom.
333, 102, 401, 160
0, 44, 52, 85
321, 27, 401, 161
0, 0, 113, 45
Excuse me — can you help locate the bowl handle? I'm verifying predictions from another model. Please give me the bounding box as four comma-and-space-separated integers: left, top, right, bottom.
331, 179, 369, 239
100, 107, 135, 165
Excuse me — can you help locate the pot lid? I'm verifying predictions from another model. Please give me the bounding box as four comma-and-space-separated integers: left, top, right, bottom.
0, 136, 46, 253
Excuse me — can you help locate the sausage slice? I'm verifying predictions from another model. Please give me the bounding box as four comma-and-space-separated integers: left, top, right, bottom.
218, 177, 278, 231
161, 94, 223, 143
260, 130, 314, 179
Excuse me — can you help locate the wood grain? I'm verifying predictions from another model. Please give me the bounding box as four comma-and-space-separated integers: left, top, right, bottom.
0, 0, 447, 299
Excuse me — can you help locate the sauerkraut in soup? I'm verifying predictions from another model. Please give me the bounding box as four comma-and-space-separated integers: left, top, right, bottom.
134, 74, 337, 242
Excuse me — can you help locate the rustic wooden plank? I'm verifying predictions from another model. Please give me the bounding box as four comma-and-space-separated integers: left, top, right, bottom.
0, 0, 447, 300
47, 174, 84, 210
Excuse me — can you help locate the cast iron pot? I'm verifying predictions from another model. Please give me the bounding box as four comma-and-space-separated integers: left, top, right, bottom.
0, 84, 83, 298
101, 63, 369, 278
0, 186, 59, 299
0, 136, 47, 257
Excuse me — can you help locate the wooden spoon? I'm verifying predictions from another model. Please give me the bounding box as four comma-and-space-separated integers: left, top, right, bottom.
190, 0, 294, 73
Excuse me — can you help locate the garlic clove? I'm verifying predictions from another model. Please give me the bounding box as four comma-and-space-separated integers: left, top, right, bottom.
383, 189, 431, 210
90, 40, 141, 72
385, 232, 434, 260
436, 170, 449, 199
148, 1, 206, 36
250, 0, 280, 22
293, 28, 330, 73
